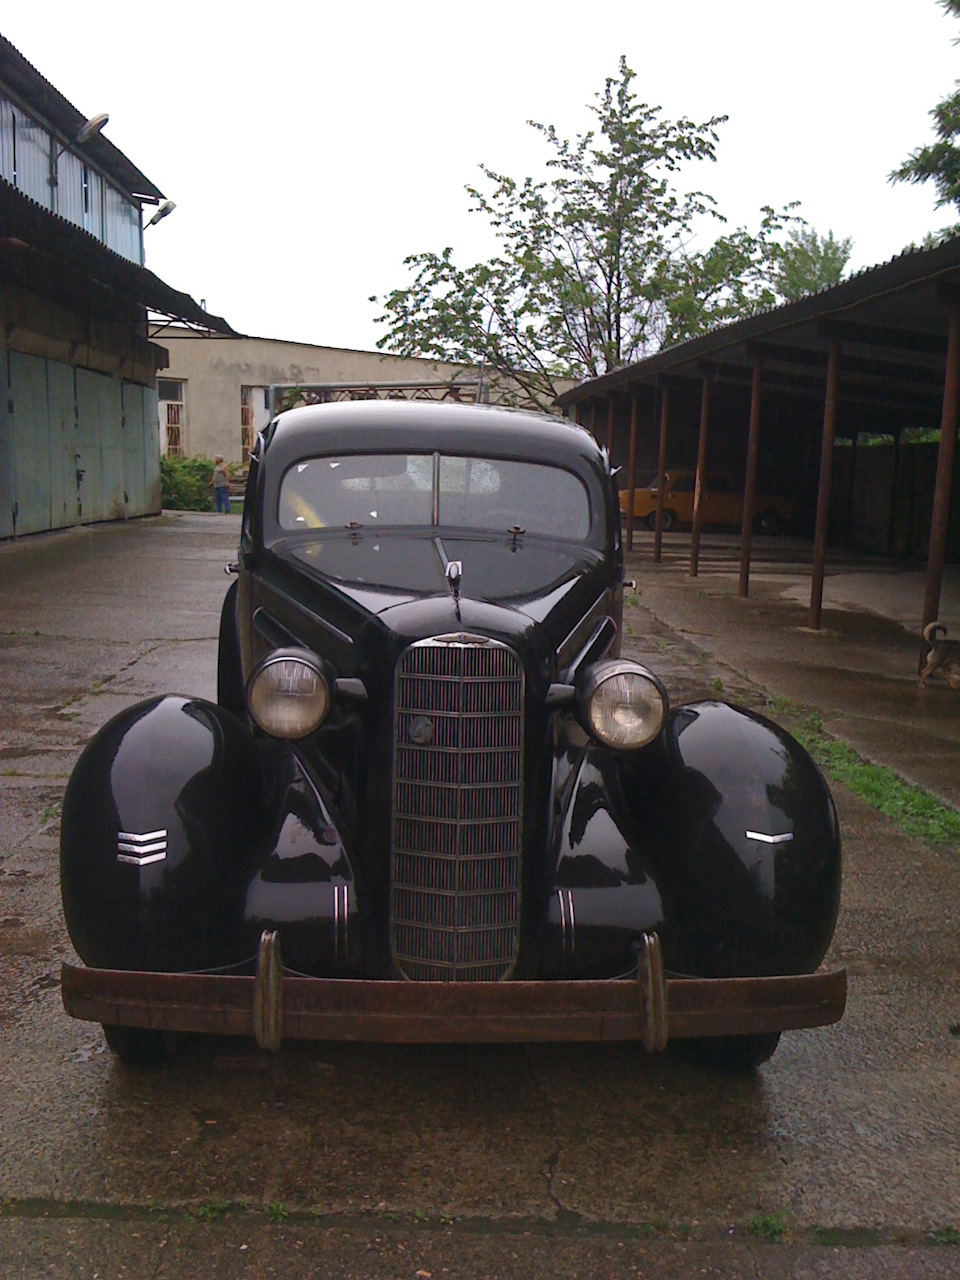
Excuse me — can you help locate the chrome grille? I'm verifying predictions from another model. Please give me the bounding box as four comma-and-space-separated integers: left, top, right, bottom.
391, 636, 523, 981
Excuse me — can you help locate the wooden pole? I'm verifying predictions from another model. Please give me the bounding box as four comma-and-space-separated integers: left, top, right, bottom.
625, 392, 639, 551
607, 396, 615, 455
653, 384, 670, 564
738, 356, 764, 598
921, 301, 960, 667
886, 427, 902, 555
589, 399, 596, 440
809, 337, 842, 630
690, 372, 711, 577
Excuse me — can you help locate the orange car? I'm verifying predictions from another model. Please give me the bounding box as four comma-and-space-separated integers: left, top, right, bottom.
620, 469, 793, 535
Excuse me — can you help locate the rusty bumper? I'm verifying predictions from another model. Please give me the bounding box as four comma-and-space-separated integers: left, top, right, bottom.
62, 932, 846, 1052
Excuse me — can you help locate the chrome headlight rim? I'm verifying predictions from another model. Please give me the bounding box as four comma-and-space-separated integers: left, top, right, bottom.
245, 647, 331, 740
577, 659, 668, 751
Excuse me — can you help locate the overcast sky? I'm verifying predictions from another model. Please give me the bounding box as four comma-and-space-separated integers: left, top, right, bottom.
6, 2, 960, 351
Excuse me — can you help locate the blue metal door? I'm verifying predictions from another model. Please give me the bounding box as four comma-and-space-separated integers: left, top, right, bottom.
48, 362, 78, 530
9, 352, 51, 536
0, 353, 13, 538
75, 368, 104, 523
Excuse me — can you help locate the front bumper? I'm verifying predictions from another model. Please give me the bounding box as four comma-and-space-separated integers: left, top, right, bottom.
62, 932, 846, 1052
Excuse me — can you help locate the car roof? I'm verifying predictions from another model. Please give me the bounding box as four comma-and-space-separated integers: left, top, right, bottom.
262, 400, 606, 477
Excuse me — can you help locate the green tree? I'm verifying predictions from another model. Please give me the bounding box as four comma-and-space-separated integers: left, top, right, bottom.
891, 0, 960, 210
372, 58, 806, 406
772, 226, 853, 302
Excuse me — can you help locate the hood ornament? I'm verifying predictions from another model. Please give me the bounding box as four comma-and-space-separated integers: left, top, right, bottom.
446, 559, 463, 623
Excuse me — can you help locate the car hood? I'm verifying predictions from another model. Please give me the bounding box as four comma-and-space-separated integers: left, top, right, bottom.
281, 531, 603, 625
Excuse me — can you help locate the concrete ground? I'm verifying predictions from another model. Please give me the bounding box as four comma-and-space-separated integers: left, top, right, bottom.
0, 515, 958, 1279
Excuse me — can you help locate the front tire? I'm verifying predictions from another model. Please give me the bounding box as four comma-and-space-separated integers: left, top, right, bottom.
102, 1024, 169, 1066
645, 509, 675, 532
690, 1032, 781, 1072
754, 508, 784, 536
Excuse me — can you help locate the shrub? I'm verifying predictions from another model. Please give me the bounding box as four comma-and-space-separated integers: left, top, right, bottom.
160, 455, 215, 511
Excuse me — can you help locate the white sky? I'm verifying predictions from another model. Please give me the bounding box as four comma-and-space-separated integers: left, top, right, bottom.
5, 1, 959, 350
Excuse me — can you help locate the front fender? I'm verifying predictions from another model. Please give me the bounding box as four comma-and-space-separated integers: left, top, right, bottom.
61, 695, 265, 971
548, 701, 841, 980
621, 700, 841, 978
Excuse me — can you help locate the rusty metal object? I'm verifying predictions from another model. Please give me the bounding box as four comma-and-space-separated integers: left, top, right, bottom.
63, 963, 846, 1046
809, 336, 842, 630
637, 932, 668, 1052
653, 384, 669, 563
738, 355, 764, 598
921, 300, 960, 670
625, 392, 638, 552
253, 930, 284, 1051
690, 371, 711, 578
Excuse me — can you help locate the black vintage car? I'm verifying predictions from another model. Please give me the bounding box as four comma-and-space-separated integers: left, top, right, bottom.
61, 400, 844, 1069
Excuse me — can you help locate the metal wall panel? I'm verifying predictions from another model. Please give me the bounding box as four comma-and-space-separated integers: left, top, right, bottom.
55, 150, 84, 227
9, 352, 52, 536
15, 110, 51, 207
99, 376, 124, 521
0, 355, 13, 538
48, 362, 79, 529
0, 97, 13, 185
75, 368, 104, 524
104, 181, 142, 264
121, 382, 145, 515
143, 386, 161, 513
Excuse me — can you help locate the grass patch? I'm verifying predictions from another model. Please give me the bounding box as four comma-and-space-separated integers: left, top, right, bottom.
762, 694, 960, 848
795, 726, 960, 847
747, 1212, 786, 1241
934, 1227, 960, 1245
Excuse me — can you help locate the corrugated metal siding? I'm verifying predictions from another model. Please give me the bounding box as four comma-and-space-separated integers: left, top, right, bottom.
9, 352, 52, 535
104, 181, 141, 264
15, 110, 51, 207
0, 98, 13, 185
55, 150, 84, 226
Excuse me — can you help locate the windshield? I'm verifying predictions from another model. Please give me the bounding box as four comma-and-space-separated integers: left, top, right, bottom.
278, 452, 591, 538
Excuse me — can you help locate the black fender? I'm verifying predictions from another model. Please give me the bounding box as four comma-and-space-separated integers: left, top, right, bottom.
61, 694, 360, 978
217, 579, 246, 722
61, 695, 265, 971
241, 744, 359, 976
621, 701, 840, 978
548, 701, 840, 980
545, 746, 666, 978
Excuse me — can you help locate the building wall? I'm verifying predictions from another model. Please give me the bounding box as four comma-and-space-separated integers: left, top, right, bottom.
0, 283, 163, 538
154, 331, 477, 463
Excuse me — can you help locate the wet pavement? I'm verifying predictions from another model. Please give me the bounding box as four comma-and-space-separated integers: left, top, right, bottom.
0, 515, 958, 1279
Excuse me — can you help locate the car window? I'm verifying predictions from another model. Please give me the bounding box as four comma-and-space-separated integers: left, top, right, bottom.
278, 453, 591, 538
672, 473, 696, 493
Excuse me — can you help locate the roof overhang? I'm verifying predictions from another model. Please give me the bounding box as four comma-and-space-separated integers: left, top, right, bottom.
0, 36, 163, 202
557, 237, 960, 427
0, 178, 234, 334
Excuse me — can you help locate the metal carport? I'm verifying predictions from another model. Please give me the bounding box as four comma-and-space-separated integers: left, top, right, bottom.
556, 237, 960, 658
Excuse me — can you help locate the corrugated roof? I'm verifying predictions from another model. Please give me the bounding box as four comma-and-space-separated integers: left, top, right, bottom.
0, 34, 163, 202
557, 236, 960, 409
0, 177, 234, 333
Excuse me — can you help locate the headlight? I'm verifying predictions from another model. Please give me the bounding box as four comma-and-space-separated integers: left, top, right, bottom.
246, 649, 330, 739
579, 660, 667, 750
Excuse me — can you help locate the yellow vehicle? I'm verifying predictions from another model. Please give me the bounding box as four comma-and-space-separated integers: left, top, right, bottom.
620, 469, 793, 535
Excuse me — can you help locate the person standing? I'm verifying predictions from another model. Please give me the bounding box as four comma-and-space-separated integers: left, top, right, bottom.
212, 455, 231, 514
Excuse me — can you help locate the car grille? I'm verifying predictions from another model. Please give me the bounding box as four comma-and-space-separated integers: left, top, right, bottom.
391, 636, 523, 981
